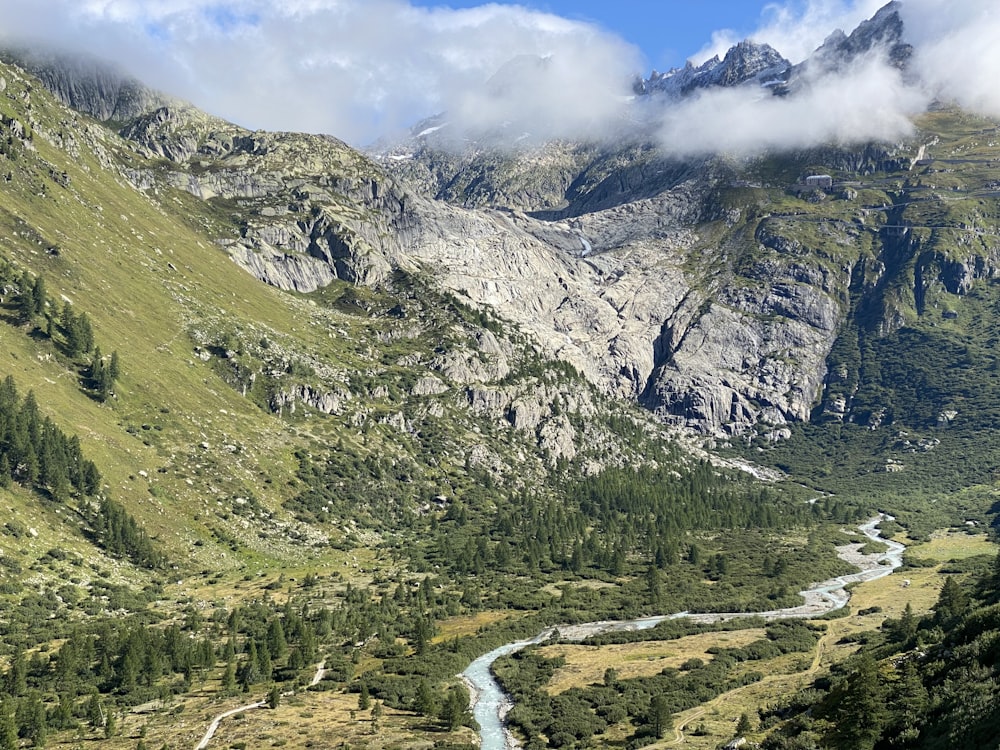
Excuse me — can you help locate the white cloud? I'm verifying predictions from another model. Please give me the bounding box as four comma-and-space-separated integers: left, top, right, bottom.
672, 0, 1000, 158
655, 53, 926, 157
1, 0, 999, 157
690, 0, 887, 65
0, 0, 640, 145
901, 0, 1000, 117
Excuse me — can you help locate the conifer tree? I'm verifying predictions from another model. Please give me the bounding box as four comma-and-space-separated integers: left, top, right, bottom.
649, 695, 672, 739
267, 619, 287, 661
257, 641, 272, 682
414, 679, 438, 717
86, 689, 104, 729
934, 576, 970, 624
17, 272, 39, 322
5, 647, 26, 697
885, 660, 928, 746
735, 712, 753, 736
240, 641, 262, 689
438, 685, 470, 731
30, 278, 45, 321
0, 704, 16, 750
222, 657, 238, 696
19, 692, 47, 748
104, 709, 116, 739
832, 653, 887, 750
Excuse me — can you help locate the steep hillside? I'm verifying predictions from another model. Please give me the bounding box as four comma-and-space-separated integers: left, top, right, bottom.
0, 38, 958, 750
0, 54, 697, 574
761, 547, 1000, 750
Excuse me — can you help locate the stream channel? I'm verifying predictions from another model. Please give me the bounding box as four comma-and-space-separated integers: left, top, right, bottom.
461, 516, 905, 750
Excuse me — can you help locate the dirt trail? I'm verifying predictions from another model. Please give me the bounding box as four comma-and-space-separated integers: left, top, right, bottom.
194, 661, 326, 749
668, 603, 848, 745
195, 700, 267, 750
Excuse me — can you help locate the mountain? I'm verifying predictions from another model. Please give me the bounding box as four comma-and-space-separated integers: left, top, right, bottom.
368, 1, 971, 442
0, 1, 998, 748
636, 40, 791, 97
807, 0, 912, 73
0, 45, 178, 123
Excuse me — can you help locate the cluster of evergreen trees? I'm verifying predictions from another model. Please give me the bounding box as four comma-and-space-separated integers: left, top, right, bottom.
291, 438, 830, 588
493, 619, 822, 749
0, 375, 100, 501
89, 497, 162, 569
0, 372, 162, 570
3, 263, 120, 401
422, 461, 832, 592
763, 554, 1000, 749
87, 348, 120, 401
0, 595, 331, 747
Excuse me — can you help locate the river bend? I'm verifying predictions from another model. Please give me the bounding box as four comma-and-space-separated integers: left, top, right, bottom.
461, 516, 905, 750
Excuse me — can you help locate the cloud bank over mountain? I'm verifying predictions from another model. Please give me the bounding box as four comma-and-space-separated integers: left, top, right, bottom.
0, 1, 999, 154
654, 54, 926, 157
654, 0, 1000, 157
691, 0, 889, 66
904, 0, 1000, 119
0, 0, 639, 145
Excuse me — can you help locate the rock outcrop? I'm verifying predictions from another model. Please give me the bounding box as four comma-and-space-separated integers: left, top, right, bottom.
638, 40, 790, 98
0, 47, 177, 123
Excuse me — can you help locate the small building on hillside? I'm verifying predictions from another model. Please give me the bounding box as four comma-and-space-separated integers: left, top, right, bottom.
804, 174, 833, 189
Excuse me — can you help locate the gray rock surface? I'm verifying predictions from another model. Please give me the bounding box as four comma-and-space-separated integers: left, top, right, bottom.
0, 47, 177, 123
109, 100, 859, 435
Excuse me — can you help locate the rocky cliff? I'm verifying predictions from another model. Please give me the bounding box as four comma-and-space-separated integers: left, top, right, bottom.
0, 47, 177, 123
115, 97, 886, 436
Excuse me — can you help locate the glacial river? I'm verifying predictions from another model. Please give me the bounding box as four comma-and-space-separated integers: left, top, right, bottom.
461, 516, 905, 750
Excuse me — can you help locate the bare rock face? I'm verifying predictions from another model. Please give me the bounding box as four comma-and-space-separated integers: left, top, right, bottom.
0, 47, 178, 123
271, 384, 351, 416
642, 279, 842, 433
115, 101, 855, 436
391, 190, 697, 402
21, 4, 962, 440
639, 40, 790, 98
117, 106, 406, 289
226, 244, 339, 293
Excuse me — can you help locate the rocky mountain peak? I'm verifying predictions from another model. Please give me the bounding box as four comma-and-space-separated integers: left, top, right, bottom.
638, 40, 790, 97
715, 40, 790, 87
808, 0, 911, 72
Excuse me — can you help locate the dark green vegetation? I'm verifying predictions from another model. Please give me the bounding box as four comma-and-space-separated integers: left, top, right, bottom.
494, 619, 823, 749
762, 552, 1000, 750
0, 56, 880, 749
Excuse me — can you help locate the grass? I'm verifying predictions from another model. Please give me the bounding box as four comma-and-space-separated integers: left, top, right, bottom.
4, 58, 1000, 750
912, 528, 997, 561
191, 690, 473, 750
433, 611, 518, 643
508, 530, 997, 750
632, 530, 998, 749
538, 629, 766, 694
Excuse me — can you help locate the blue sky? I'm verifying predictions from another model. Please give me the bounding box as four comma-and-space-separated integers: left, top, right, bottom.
408, 1, 777, 71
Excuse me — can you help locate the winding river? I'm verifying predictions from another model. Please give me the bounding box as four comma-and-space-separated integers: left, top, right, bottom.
462, 516, 905, 750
